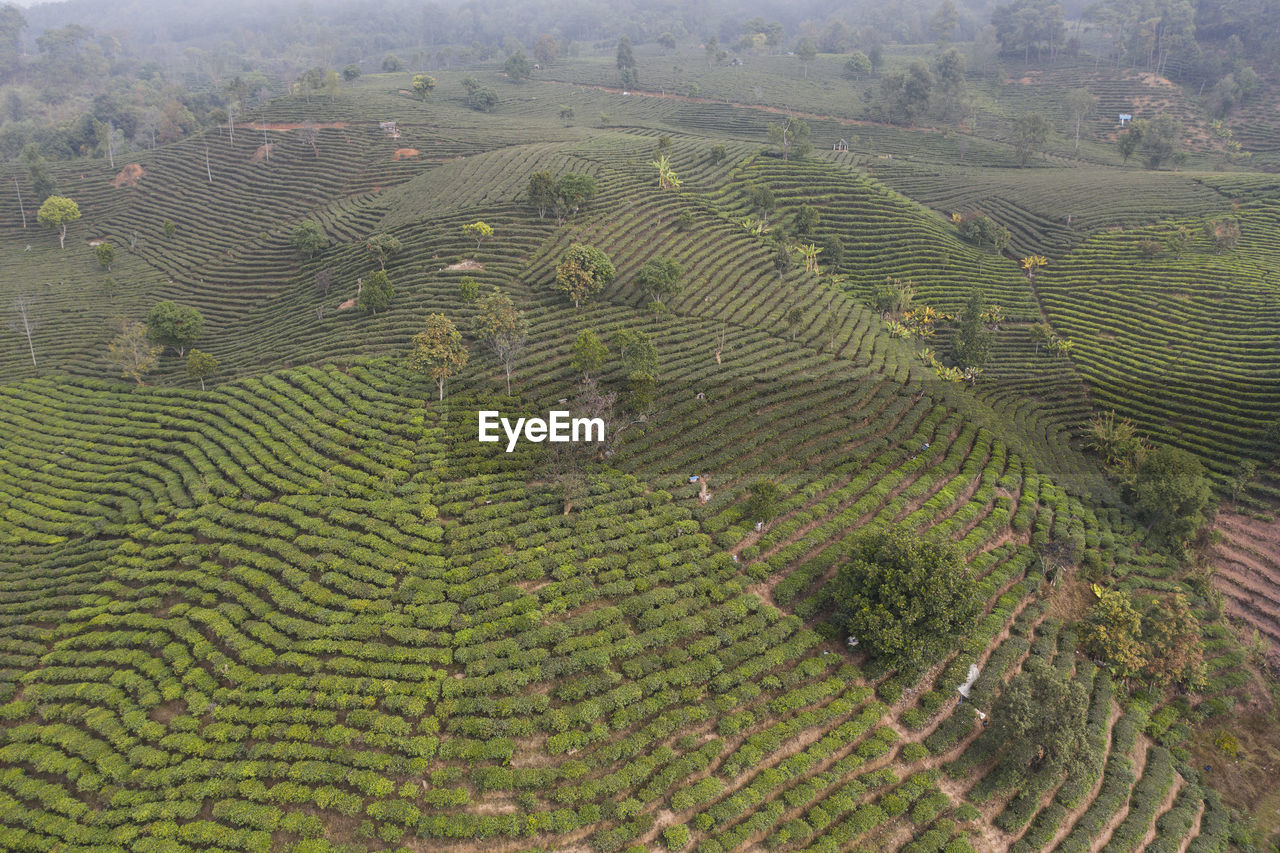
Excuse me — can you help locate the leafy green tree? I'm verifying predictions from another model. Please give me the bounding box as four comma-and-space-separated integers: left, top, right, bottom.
458, 276, 479, 300
291, 219, 327, 259
504, 51, 532, 82
342, 64, 361, 81
795, 38, 817, 78
107, 319, 162, 385
94, 241, 115, 271
1133, 445, 1212, 543
986, 659, 1089, 791
950, 288, 993, 370
381, 54, 404, 72
709, 144, 727, 164
767, 116, 812, 160
843, 51, 872, 79
555, 244, 614, 309
784, 304, 804, 341
534, 34, 560, 66
555, 173, 597, 220
359, 270, 394, 313
408, 313, 468, 400
571, 329, 608, 380
829, 525, 980, 671
462, 220, 493, 252
791, 204, 820, 241
467, 85, 498, 112
1080, 588, 1147, 680
616, 36, 638, 88
411, 74, 436, 100
932, 47, 966, 116
930, 0, 960, 43
145, 301, 203, 356
615, 327, 659, 410
991, 0, 1064, 62
186, 349, 219, 390
1013, 111, 1051, 166
36, 195, 79, 248
528, 171, 557, 219
22, 143, 55, 202
1137, 115, 1181, 169
873, 62, 934, 126
472, 290, 528, 394
742, 479, 782, 525
0, 4, 25, 76
163, 219, 176, 238
365, 233, 401, 270
1118, 124, 1142, 164
1141, 593, 1206, 690
657, 32, 677, 51
634, 258, 683, 304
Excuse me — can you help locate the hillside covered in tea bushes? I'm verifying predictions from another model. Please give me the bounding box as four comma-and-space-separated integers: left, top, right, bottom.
0, 40, 1278, 853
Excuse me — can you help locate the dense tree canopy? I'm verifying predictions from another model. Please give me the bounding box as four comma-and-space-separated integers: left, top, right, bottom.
145, 300, 203, 356
828, 525, 980, 672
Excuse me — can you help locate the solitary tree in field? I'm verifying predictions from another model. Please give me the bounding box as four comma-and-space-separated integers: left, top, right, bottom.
795, 38, 817, 78
411, 74, 436, 100
616, 36, 638, 88
408, 313, 468, 400
462, 221, 493, 252
534, 34, 559, 66
985, 660, 1089, 791
186, 349, 219, 390
742, 478, 782, 525
527, 171, 557, 219
1013, 111, 1051, 166
950, 288, 993, 371
10, 296, 38, 368
365, 233, 401, 270
571, 329, 608, 381
829, 524, 980, 671
107, 319, 162, 384
1065, 88, 1096, 157
95, 242, 115, 271
768, 116, 812, 160
146, 301, 203, 357
554, 173, 597, 222
37, 195, 79, 248
843, 51, 872, 79
504, 51, 532, 82
472, 290, 528, 393
634, 257, 683, 305
359, 270, 395, 313
555, 243, 615, 308
292, 219, 327, 259
1133, 444, 1212, 544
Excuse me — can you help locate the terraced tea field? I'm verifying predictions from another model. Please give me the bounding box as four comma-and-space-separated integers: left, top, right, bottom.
0, 53, 1275, 853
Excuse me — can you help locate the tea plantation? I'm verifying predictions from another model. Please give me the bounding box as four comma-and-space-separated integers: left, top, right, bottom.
0, 48, 1275, 853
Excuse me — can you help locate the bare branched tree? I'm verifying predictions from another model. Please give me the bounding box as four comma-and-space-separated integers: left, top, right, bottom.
10, 296, 38, 368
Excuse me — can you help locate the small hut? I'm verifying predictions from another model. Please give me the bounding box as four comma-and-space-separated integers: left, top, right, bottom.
833, 138, 849, 152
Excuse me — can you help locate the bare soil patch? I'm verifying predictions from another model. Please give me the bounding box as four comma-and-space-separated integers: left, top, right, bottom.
393, 148, 420, 160
111, 163, 145, 187
444, 259, 484, 271
250, 144, 274, 163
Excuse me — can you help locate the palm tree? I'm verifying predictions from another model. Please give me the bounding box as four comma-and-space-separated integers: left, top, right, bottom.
652, 154, 683, 190
793, 242, 823, 274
